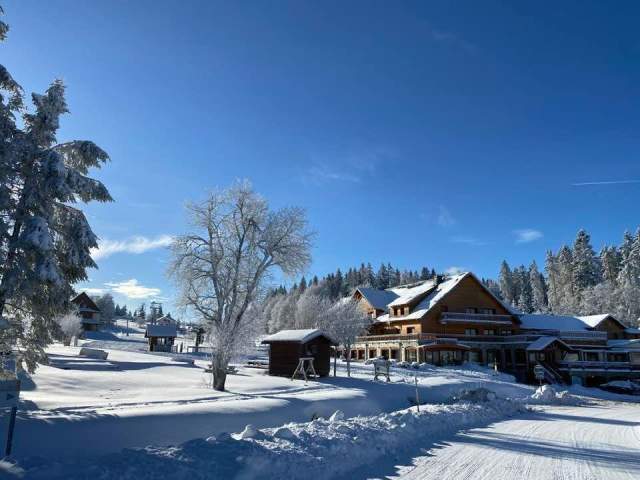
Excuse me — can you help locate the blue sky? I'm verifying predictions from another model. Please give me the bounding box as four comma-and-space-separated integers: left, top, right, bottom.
2, 1, 640, 315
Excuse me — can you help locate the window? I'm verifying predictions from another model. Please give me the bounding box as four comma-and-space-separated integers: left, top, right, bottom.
484, 329, 496, 335
464, 328, 478, 336
406, 327, 415, 334
478, 308, 496, 315
465, 307, 477, 314
501, 329, 512, 336
584, 352, 600, 362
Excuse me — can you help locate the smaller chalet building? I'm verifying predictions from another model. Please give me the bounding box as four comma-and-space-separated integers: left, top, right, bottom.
350, 272, 640, 386
145, 323, 177, 352
262, 329, 337, 377
71, 292, 102, 332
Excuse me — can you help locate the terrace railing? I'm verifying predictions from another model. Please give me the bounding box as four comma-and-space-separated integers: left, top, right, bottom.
355, 333, 436, 343
440, 312, 515, 325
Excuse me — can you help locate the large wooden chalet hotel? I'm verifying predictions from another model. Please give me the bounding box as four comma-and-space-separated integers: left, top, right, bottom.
349, 272, 640, 385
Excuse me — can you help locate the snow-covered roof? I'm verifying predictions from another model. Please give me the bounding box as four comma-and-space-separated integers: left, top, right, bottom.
362, 272, 517, 324
625, 327, 640, 334
356, 287, 399, 311
388, 280, 437, 307
145, 323, 178, 338
261, 329, 336, 344
578, 314, 625, 329
375, 273, 493, 322
519, 314, 590, 332
526, 336, 573, 352
72, 292, 100, 312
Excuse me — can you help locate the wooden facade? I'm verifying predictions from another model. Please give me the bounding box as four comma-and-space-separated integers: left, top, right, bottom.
351, 272, 640, 385
262, 331, 336, 377
71, 292, 102, 331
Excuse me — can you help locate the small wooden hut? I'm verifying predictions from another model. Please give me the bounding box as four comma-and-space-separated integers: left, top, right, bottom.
261, 329, 337, 377
145, 323, 177, 352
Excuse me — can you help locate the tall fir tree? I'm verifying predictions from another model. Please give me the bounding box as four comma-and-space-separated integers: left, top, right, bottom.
0, 10, 112, 371
529, 261, 547, 312
499, 260, 515, 306
571, 229, 602, 292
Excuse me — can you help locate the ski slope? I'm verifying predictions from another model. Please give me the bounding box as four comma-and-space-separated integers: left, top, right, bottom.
396, 402, 640, 480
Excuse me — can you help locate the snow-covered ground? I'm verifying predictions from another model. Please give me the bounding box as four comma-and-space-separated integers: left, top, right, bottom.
14, 342, 530, 460
395, 402, 640, 479
7, 334, 640, 479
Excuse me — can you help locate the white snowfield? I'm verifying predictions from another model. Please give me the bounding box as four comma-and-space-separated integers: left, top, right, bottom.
8, 337, 640, 479
15, 343, 531, 460
397, 402, 640, 480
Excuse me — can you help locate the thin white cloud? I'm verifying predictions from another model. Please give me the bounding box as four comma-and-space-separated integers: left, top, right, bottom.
437, 206, 456, 227
514, 229, 543, 244
305, 164, 362, 184
430, 29, 478, 53
92, 235, 173, 260
571, 180, 640, 186
445, 266, 466, 275
451, 235, 487, 246
104, 279, 162, 299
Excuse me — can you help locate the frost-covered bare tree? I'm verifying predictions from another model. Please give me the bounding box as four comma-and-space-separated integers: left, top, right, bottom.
169, 181, 313, 391
0, 8, 111, 372
55, 312, 83, 346
324, 298, 371, 377
294, 288, 330, 329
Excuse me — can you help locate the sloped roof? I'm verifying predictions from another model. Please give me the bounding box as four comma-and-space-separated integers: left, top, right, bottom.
145, 323, 177, 338
356, 287, 399, 311
374, 272, 515, 323
578, 314, 626, 329
519, 314, 590, 332
72, 292, 100, 312
526, 336, 574, 352
262, 329, 337, 345
388, 280, 437, 307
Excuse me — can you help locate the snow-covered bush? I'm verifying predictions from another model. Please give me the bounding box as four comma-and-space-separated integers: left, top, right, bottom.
55, 313, 83, 345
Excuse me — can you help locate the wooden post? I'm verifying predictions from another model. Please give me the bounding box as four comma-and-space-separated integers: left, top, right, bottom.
414, 374, 420, 412
5, 406, 16, 456
333, 348, 337, 377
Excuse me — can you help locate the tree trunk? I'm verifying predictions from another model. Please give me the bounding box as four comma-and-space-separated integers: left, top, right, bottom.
213, 368, 227, 391
346, 348, 351, 377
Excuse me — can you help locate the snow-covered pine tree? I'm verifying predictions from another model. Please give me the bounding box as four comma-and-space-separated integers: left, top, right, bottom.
544, 250, 561, 312
616, 229, 640, 325
376, 263, 389, 289
555, 245, 577, 314
515, 265, 533, 313
529, 261, 548, 313
600, 246, 621, 285
0, 11, 111, 372
498, 260, 515, 306
571, 229, 602, 293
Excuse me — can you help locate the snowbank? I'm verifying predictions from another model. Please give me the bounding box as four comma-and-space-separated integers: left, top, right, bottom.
20, 398, 528, 479
529, 385, 580, 405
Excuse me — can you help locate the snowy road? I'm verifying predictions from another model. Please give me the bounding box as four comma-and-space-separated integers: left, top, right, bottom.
396, 402, 640, 480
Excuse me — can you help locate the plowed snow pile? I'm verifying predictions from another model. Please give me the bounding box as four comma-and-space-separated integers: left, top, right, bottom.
529, 384, 581, 405
20, 396, 527, 480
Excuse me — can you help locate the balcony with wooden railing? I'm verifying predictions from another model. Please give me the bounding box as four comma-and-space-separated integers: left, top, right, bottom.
355, 333, 436, 343
439, 312, 515, 325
